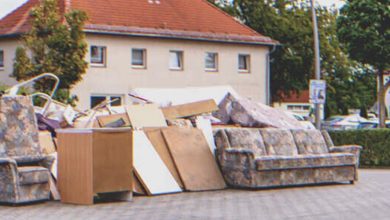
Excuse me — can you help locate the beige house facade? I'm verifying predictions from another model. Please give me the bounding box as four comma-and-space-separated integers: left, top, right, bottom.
0, 0, 276, 110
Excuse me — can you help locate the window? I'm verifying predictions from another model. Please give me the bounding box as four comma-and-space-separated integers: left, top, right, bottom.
238, 54, 250, 73
205, 52, 218, 71
169, 50, 183, 70
90, 46, 106, 66
132, 49, 146, 68
90, 95, 123, 108
0, 50, 4, 69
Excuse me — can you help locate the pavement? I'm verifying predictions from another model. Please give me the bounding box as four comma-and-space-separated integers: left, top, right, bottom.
1, 169, 390, 220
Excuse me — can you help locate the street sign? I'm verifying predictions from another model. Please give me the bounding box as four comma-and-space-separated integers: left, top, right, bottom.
310, 80, 326, 104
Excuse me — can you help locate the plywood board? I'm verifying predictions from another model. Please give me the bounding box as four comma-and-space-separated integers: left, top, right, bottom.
49, 175, 61, 201
133, 130, 181, 195
195, 117, 217, 155
161, 99, 218, 120
97, 113, 131, 128
126, 104, 167, 129
162, 127, 226, 191
39, 131, 56, 154
145, 129, 184, 188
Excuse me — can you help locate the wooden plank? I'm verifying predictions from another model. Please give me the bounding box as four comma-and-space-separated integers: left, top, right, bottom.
49, 175, 61, 201
126, 104, 167, 129
133, 130, 181, 195
57, 130, 94, 205
162, 127, 226, 191
97, 113, 131, 128
39, 131, 56, 154
145, 129, 184, 188
161, 99, 218, 120
133, 172, 146, 195
92, 129, 133, 193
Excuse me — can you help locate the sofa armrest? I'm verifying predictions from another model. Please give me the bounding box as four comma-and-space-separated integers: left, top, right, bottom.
0, 158, 19, 202
219, 148, 256, 170
38, 154, 56, 171
330, 145, 362, 166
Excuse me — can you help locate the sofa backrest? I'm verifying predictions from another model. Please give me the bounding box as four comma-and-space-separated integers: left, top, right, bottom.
0, 96, 43, 161
291, 129, 329, 154
259, 129, 298, 156
224, 128, 267, 156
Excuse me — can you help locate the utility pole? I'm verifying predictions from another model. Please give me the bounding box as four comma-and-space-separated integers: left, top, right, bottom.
310, 0, 322, 129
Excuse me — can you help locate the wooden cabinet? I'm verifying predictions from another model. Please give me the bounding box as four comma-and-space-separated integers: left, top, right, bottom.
57, 128, 133, 205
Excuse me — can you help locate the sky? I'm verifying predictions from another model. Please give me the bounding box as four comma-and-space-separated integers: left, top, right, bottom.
0, 0, 345, 19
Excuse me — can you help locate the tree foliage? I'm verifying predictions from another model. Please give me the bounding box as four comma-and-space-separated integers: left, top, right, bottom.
11, 0, 88, 103
337, 0, 390, 126
214, 0, 377, 118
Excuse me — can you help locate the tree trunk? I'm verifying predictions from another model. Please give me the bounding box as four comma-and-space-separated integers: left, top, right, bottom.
378, 69, 387, 128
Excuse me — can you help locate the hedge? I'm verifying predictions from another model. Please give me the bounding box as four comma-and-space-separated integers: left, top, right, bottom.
329, 129, 390, 167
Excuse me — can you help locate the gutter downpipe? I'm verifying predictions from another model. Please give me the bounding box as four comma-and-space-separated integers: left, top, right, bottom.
266, 44, 277, 106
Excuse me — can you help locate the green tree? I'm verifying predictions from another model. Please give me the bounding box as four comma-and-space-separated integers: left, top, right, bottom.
11, 0, 88, 103
337, 0, 390, 127
216, 0, 377, 118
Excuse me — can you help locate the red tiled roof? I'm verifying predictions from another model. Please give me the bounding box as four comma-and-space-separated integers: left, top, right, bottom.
280, 90, 310, 103
0, 0, 276, 45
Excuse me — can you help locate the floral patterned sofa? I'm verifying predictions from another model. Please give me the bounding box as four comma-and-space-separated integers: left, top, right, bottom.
214, 128, 362, 188
0, 96, 53, 204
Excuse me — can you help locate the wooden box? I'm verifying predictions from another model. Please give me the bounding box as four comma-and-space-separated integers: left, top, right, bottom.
57, 128, 133, 205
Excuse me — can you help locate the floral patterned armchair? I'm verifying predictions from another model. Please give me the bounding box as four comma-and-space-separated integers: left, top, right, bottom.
0, 96, 52, 204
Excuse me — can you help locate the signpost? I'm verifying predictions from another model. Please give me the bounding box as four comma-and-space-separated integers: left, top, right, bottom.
310, 80, 326, 104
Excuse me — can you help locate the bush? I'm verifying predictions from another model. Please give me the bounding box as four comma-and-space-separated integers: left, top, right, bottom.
329, 129, 390, 167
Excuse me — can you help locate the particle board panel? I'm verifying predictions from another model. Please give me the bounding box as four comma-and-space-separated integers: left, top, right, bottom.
57, 131, 94, 205
133, 130, 181, 195
145, 129, 184, 188
93, 129, 133, 193
162, 127, 226, 191
126, 104, 167, 129
161, 99, 218, 120
39, 131, 56, 154
97, 113, 131, 128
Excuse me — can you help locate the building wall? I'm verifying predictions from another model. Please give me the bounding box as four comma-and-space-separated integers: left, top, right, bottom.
0, 34, 269, 110
0, 38, 19, 86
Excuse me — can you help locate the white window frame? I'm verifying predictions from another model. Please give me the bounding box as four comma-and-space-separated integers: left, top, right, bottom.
131, 48, 147, 69
0, 50, 4, 70
90, 94, 124, 108
169, 50, 184, 71
205, 52, 218, 72
238, 54, 251, 73
90, 46, 106, 67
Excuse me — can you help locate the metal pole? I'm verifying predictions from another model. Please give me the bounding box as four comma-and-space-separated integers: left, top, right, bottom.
310, 0, 322, 129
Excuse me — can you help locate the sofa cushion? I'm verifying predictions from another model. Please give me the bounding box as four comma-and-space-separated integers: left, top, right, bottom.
255, 153, 355, 171
260, 129, 298, 156
291, 129, 329, 154
225, 128, 267, 156
18, 166, 49, 185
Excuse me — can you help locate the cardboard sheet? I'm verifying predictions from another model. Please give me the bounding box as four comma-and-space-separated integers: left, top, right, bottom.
161, 99, 218, 120
126, 104, 167, 129
145, 129, 184, 188
133, 130, 181, 195
162, 127, 226, 191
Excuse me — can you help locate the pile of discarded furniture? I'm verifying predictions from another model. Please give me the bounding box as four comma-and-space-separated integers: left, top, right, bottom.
0, 74, 362, 205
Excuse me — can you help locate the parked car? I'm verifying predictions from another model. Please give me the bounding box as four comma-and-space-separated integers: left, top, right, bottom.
357, 121, 390, 129
322, 115, 368, 131
285, 111, 316, 129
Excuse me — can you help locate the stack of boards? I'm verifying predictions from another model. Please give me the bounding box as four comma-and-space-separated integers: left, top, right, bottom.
134, 127, 226, 195
96, 102, 226, 195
